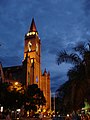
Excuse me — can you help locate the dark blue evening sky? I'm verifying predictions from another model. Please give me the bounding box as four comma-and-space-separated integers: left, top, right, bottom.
0, 0, 90, 93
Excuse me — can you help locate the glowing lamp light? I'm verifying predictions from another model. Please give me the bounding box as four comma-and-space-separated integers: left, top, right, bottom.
67, 114, 69, 117
27, 32, 36, 36
27, 33, 30, 36
0, 106, 3, 112
17, 109, 20, 112
15, 82, 18, 85
27, 31, 38, 37
43, 109, 46, 112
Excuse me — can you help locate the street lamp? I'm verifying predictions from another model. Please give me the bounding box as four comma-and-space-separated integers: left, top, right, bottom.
54, 93, 56, 114
51, 92, 56, 114
14, 82, 18, 85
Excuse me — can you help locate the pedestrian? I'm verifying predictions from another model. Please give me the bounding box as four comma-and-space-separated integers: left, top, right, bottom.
65, 114, 72, 120
5, 111, 11, 120
39, 113, 43, 120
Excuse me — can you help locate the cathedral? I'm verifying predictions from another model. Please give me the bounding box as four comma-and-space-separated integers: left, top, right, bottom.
0, 18, 51, 111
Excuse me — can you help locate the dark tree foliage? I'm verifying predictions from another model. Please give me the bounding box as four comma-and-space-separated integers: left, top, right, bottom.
0, 82, 25, 110
24, 84, 46, 112
56, 41, 90, 113
0, 82, 46, 112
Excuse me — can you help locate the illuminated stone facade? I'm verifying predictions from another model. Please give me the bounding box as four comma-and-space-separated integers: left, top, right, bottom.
24, 18, 51, 110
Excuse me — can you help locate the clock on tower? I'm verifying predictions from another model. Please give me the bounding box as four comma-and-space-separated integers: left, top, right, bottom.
28, 41, 32, 52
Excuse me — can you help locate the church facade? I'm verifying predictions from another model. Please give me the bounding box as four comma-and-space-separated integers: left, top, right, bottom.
0, 18, 51, 111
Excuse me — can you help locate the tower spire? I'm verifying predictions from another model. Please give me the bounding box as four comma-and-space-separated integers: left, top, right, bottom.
29, 18, 37, 32
25, 18, 38, 38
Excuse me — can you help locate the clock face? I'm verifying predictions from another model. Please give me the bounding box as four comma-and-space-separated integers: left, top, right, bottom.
36, 43, 38, 52
28, 41, 32, 52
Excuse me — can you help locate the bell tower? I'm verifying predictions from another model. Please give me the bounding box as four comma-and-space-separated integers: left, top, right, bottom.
24, 18, 41, 87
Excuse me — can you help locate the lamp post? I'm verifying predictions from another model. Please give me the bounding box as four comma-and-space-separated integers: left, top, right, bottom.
52, 92, 56, 114
54, 93, 56, 114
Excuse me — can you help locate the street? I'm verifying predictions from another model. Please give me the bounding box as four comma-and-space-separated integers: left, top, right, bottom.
19, 117, 52, 120
14, 117, 65, 120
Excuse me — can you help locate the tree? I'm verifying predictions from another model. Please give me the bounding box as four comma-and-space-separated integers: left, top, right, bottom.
24, 84, 46, 113
0, 82, 25, 110
0, 82, 10, 108
56, 41, 90, 113
0, 82, 46, 114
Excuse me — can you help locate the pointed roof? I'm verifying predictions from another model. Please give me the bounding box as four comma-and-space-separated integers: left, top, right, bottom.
43, 68, 47, 75
29, 18, 37, 32
0, 62, 5, 81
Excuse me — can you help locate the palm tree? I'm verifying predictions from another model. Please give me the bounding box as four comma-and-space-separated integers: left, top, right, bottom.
56, 41, 90, 112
